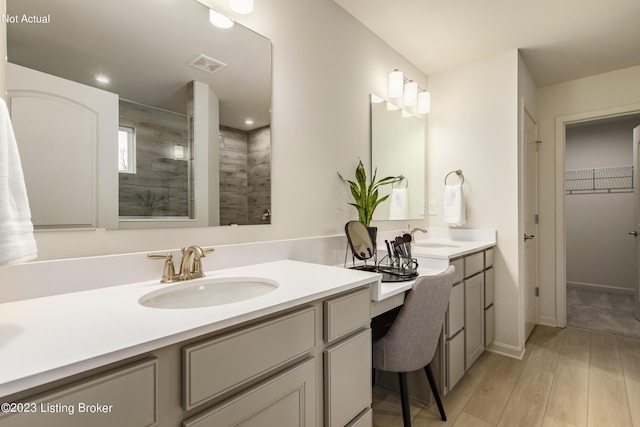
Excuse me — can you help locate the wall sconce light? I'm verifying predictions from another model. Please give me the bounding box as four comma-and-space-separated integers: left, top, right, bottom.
403, 81, 418, 106
388, 69, 404, 98
228, 0, 254, 14
417, 91, 431, 114
174, 145, 185, 159
388, 68, 430, 113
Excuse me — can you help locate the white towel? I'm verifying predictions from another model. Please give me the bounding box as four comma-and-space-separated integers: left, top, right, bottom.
0, 98, 37, 267
388, 187, 409, 220
443, 184, 466, 226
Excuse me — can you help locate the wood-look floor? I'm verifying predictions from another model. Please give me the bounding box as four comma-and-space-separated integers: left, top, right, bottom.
372, 325, 640, 427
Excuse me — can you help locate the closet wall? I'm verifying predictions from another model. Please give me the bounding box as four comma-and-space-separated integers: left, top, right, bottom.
566, 115, 640, 291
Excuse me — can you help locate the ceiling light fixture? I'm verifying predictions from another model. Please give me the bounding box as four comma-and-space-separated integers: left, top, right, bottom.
209, 10, 234, 28
228, 0, 254, 14
244, 118, 254, 125
95, 74, 111, 84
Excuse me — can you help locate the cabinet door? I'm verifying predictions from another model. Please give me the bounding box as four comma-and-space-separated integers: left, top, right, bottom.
446, 331, 465, 392
465, 274, 485, 369
484, 267, 495, 308
183, 359, 316, 427
485, 304, 495, 347
446, 282, 465, 338
324, 329, 372, 427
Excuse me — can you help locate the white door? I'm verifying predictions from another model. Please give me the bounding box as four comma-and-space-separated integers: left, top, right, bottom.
7, 63, 119, 229
633, 125, 640, 321
524, 107, 539, 339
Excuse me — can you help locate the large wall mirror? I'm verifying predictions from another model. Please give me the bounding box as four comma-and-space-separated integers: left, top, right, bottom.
6, 0, 272, 230
370, 94, 426, 221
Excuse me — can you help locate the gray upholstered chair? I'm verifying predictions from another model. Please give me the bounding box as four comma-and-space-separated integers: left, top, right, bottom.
372, 265, 456, 426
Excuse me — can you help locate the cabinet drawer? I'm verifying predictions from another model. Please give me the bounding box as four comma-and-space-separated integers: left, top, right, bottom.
464, 273, 485, 370
464, 252, 484, 278
485, 248, 494, 268
324, 329, 372, 427
446, 331, 465, 392
451, 258, 464, 284
446, 282, 465, 338
183, 307, 316, 410
0, 359, 157, 427
324, 287, 371, 343
484, 267, 495, 308
183, 358, 317, 427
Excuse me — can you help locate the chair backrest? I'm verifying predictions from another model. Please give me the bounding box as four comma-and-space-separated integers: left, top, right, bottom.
372, 265, 456, 373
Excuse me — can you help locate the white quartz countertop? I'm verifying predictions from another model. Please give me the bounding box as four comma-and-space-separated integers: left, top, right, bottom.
371, 236, 495, 301
0, 260, 380, 397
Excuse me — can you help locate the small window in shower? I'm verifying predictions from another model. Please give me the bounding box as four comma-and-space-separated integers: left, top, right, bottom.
118, 126, 136, 174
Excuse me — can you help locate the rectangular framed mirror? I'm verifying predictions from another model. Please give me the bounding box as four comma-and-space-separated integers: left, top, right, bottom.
6, 0, 272, 229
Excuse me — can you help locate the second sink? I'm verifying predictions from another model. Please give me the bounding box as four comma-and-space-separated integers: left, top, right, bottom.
139, 277, 279, 309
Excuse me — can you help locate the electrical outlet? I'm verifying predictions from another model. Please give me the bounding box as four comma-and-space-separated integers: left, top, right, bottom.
428, 200, 437, 215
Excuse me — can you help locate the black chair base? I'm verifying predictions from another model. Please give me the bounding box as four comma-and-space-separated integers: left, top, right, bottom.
396, 364, 446, 427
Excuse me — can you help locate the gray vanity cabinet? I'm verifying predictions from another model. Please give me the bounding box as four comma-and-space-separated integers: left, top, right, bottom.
0, 286, 374, 427
182, 358, 317, 427
0, 359, 158, 427
323, 288, 372, 427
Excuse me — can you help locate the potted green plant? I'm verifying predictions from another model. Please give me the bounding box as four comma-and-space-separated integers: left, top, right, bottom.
338, 159, 398, 227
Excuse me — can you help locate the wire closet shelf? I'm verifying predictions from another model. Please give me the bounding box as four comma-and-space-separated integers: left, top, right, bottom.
565, 165, 634, 194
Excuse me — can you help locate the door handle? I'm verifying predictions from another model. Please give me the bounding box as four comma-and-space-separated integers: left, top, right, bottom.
629, 231, 638, 236
524, 234, 535, 241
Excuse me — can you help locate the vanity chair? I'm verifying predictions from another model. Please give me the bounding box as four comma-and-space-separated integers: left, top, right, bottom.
372, 265, 456, 426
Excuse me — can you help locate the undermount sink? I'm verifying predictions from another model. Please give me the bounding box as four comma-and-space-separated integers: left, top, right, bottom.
139, 277, 279, 309
414, 242, 460, 249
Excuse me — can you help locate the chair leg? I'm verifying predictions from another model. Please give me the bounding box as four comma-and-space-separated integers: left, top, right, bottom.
398, 372, 412, 427
424, 364, 446, 421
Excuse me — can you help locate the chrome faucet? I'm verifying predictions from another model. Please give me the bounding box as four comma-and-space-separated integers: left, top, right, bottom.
179, 245, 214, 280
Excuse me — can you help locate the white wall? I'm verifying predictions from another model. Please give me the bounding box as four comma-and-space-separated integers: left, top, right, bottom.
14, 0, 428, 261
428, 50, 524, 355
536, 65, 640, 326
565, 117, 639, 291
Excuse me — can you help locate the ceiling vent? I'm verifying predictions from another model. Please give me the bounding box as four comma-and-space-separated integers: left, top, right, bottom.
190, 54, 227, 74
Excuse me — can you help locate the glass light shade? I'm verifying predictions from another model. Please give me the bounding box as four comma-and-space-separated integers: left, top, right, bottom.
174, 145, 184, 159
417, 91, 431, 114
228, 0, 254, 14
388, 70, 403, 98
209, 10, 234, 28
403, 81, 418, 106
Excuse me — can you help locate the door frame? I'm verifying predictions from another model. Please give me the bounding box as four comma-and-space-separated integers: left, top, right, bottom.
554, 103, 640, 327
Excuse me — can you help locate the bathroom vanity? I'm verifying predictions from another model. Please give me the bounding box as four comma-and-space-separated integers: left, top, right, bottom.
0, 260, 378, 427
370, 228, 496, 400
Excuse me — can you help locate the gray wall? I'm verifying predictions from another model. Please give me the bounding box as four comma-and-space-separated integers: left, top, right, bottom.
118, 100, 190, 217
219, 125, 271, 225
566, 115, 640, 290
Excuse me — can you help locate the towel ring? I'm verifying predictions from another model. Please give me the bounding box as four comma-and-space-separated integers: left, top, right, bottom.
444, 170, 464, 185
392, 175, 408, 189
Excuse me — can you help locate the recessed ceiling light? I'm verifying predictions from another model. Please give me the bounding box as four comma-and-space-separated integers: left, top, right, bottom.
209, 10, 233, 29
244, 119, 254, 125
95, 74, 111, 84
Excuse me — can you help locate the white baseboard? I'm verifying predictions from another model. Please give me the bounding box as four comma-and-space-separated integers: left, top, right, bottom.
486, 340, 525, 360
566, 281, 634, 295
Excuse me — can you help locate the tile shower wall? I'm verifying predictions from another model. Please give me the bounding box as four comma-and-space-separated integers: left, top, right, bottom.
219, 125, 271, 225
118, 100, 190, 217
